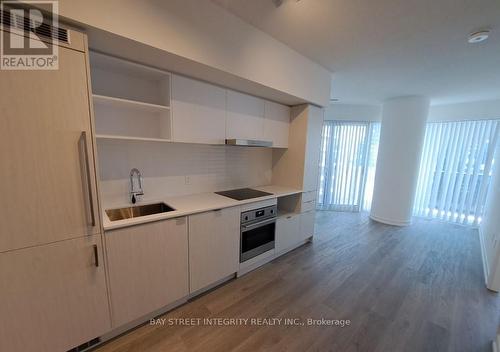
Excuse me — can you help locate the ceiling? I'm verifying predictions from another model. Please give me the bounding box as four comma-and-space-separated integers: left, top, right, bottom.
212, 0, 500, 105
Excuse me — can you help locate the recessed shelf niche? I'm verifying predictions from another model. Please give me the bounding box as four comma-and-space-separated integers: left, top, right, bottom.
90, 51, 172, 141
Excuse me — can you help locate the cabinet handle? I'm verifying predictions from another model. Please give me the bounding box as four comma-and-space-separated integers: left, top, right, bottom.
82, 131, 96, 227
242, 218, 276, 230
93, 244, 99, 267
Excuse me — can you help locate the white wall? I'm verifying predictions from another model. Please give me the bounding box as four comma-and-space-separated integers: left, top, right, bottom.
97, 141, 272, 206
325, 99, 500, 123
428, 99, 500, 121
57, 0, 331, 106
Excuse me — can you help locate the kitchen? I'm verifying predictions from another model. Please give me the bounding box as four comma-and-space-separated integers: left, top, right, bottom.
2, 1, 500, 351
0, 3, 323, 351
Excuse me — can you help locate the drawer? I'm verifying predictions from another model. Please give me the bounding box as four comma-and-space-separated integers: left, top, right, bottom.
300, 200, 316, 213
301, 190, 316, 203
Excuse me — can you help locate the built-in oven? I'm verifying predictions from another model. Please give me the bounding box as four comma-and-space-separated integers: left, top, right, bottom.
240, 205, 277, 262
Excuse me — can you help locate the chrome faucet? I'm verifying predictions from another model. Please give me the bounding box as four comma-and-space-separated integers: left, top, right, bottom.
129, 168, 144, 204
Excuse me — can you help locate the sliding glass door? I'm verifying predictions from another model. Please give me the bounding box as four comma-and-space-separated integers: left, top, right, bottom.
317, 121, 380, 212
413, 119, 499, 225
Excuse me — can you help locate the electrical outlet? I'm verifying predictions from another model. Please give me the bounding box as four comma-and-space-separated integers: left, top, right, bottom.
185, 176, 191, 185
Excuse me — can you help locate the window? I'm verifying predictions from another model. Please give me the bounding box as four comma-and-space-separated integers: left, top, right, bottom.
317, 121, 380, 212
413, 119, 499, 225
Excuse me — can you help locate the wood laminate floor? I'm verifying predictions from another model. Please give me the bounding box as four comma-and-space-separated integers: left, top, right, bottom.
95, 212, 500, 352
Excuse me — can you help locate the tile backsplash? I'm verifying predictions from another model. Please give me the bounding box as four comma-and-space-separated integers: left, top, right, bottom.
97, 140, 272, 204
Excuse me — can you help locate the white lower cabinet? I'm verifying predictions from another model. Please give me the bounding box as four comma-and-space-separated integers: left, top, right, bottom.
300, 200, 316, 213
301, 190, 316, 203
105, 218, 189, 328
276, 214, 300, 253
0, 235, 110, 352
188, 207, 240, 292
300, 210, 316, 241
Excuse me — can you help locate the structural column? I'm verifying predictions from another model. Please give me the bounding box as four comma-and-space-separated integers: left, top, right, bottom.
370, 96, 430, 226
481, 138, 500, 291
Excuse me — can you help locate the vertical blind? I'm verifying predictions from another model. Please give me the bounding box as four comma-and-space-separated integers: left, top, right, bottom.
413, 119, 499, 225
317, 121, 380, 212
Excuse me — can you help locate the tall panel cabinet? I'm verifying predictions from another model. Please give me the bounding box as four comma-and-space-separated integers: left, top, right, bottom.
0, 28, 111, 352
0, 38, 101, 252
272, 104, 324, 239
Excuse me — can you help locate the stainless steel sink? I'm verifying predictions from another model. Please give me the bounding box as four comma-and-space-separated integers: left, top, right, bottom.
106, 202, 175, 221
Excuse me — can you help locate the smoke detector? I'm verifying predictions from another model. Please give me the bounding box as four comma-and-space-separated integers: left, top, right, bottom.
468, 30, 490, 43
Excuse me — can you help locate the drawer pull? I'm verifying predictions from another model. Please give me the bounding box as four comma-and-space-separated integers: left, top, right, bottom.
82, 131, 96, 227
93, 244, 99, 267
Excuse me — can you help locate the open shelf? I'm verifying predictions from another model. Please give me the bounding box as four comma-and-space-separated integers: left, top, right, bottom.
277, 210, 299, 219
90, 51, 172, 141
93, 98, 171, 140
95, 134, 172, 143
90, 51, 170, 106
277, 193, 302, 215
93, 94, 170, 113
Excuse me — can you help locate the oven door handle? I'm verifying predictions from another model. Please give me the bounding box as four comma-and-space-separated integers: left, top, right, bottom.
242, 218, 276, 230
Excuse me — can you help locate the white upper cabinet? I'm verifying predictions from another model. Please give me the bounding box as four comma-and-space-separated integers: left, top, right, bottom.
226, 90, 265, 141
171, 75, 227, 144
91, 53, 291, 147
264, 100, 290, 148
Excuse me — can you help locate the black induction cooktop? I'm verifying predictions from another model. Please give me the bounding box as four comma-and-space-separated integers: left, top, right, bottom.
215, 188, 273, 201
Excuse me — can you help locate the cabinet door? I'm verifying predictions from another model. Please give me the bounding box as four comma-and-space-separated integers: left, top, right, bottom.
264, 100, 290, 148
300, 210, 316, 241
303, 105, 324, 191
106, 218, 189, 327
276, 214, 300, 253
226, 90, 265, 140
189, 207, 240, 292
172, 75, 226, 144
0, 44, 100, 252
0, 235, 110, 352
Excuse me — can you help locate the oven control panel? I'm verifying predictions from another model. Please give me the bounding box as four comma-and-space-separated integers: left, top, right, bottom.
241, 205, 277, 224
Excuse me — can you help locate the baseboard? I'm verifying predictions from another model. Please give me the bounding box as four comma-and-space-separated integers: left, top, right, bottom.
91, 296, 189, 351
188, 274, 236, 298
479, 226, 491, 287
369, 214, 411, 226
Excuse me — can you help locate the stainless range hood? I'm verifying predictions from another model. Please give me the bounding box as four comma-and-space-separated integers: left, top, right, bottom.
225, 139, 273, 147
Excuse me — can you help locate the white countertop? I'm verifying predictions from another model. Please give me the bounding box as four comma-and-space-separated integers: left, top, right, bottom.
102, 185, 302, 231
